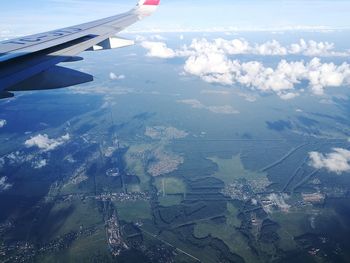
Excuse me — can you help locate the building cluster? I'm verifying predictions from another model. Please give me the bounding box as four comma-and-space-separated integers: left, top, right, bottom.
147, 150, 184, 177
56, 191, 150, 204
0, 225, 98, 262
0, 242, 35, 263
96, 192, 151, 202
106, 212, 129, 256
302, 193, 325, 204
221, 182, 253, 201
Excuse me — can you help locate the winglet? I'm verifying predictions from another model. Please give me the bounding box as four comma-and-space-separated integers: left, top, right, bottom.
138, 0, 160, 6
135, 0, 160, 17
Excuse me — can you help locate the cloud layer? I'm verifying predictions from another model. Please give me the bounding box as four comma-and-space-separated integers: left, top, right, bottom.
185, 56, 350, 97
141, 38, 350, 98
185, 38, 349, 57
25, 134, 70, 152
309, 148, 350, 174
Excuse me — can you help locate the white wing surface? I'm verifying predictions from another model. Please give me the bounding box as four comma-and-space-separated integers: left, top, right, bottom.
0, 0, 160, 98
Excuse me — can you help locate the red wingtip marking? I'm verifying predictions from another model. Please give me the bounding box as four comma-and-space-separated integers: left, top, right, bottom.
143, 0, 160, 5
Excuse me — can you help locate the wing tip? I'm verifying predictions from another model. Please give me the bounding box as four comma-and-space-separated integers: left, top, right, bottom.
138, 0, 160, 6
135, 0, 160, 16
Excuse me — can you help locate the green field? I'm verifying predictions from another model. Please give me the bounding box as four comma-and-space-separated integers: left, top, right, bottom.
114, 200, 152, 222
193, 202, 258, 263
158, 195, 183, 207
158, 230, 220, 263
36, 225, 109, 263
154, 177, 187, 196
124, 144, 153, 191
37, 198, 103, 243
209, 155, 269, 186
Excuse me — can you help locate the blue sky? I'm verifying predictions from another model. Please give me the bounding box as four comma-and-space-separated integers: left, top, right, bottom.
0, 0, 350, 36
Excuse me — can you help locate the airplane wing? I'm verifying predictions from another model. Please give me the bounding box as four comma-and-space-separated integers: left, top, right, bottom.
0, 0, 160, 99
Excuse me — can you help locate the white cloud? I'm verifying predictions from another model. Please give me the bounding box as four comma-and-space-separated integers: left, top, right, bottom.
184, 56, 350, 97
32, 159, 48, 169
109, 72, 125, 80
265, 193, 291, 213
5, 151, 34, 165
177, 99, 239, 114
141, 41, 176, 58
0, 119, 7, 128
0, 177, 12, 192
279, 92, 300, 100
309, 148, 350, 174
141, 39, 350, 98
1, 150, 49, 169
25, 133, 70, 152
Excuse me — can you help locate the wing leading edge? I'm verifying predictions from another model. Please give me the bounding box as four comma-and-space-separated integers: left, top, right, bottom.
0, 0, 160, 98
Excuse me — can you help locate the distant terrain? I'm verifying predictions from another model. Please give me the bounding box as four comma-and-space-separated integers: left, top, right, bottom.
1, 31, 350, 263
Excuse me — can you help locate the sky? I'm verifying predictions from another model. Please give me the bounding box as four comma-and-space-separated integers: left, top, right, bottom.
1, 0, 350, 37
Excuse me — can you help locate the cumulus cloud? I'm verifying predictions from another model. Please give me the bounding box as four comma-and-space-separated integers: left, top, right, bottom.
0, 177, 12, 192
279, 92, 300, 100
141, 38, 350, 98
0, 119, 7, 128
1, 151, 48, 169
141, 41, 177, 58
184, 56, 350, 97
32, 159, 48, 169
177, 99, 239, 114
109, 72, 125, 80
25, 134, 70, 152
4, 151, 32, 165
309, 148, 350, 174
